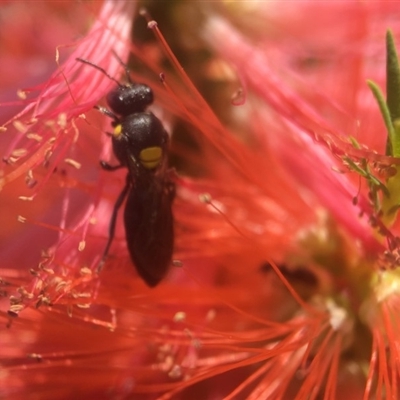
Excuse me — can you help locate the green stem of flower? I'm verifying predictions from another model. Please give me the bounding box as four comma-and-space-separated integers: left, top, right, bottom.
367, 31, 400, 157
367, 81, 397, 155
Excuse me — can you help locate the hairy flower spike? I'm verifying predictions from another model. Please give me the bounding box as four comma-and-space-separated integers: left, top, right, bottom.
4, 2, 400, 400
0, 1, 136, 316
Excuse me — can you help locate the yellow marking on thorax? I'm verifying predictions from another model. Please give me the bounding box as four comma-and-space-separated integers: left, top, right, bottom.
140, 146, 162, 169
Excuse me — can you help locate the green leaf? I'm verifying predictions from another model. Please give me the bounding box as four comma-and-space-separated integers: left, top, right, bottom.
368, 80, 396, 154
386, 30, 400, 122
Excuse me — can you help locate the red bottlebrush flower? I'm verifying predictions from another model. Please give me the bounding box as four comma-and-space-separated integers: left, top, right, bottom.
2, 1, 400, 399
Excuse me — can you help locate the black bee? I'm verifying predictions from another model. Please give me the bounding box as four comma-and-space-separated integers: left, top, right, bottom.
77, 57, 175, 287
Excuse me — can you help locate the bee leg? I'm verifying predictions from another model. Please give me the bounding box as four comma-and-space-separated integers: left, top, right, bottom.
99, 160, 123, 171
95, 105, 118, 120
97, 174, 131, 273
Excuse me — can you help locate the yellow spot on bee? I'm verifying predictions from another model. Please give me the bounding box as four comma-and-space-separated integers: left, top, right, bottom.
113, 124, 122, 138
140, 146, 162, 169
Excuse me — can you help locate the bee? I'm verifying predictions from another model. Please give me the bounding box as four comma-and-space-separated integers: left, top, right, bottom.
77, 57, 175, 287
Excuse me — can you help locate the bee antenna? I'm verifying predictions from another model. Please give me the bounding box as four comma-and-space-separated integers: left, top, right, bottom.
111, 50, 133, 84
76, 57, 123, 87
